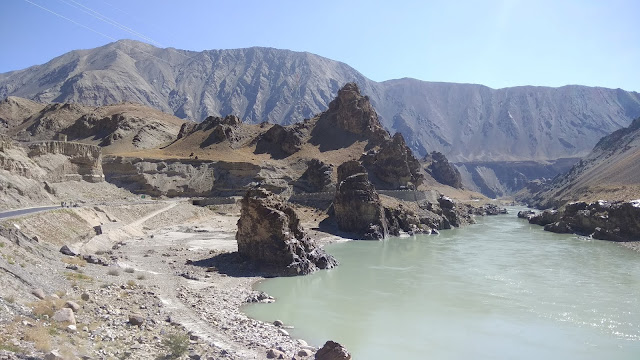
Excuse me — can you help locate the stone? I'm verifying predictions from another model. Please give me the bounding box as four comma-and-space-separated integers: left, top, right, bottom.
255, 123, 304, 157
31, 288, 46, 300
59, 245, 78, 256
517, 210, 536, 220
44, 350, 64, 360
128, 313, 144, 326
81, 293, 90, 301
66, 324, 77, 333
528, 209, 559, 226
52, 308, 76, 325
64, 300, 81, 312
273, 320, 284, 327
278, 328, 289, 336
298, 348, 313, 357
236, 188, 338, 276
267, 348, 285, 359
297, 339, 308, 347
314, 340, 351, 360
333, 161, 388, 239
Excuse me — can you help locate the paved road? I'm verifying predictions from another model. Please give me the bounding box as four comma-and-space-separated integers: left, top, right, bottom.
0, 206, 62, 219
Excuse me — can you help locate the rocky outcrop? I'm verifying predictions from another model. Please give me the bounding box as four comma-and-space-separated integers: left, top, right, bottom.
103, 157, 270, 197
294, 159, 334, 193
423, 151, 463, 188
319, 82, 388, 143
517, 209, 536, 220
333, 161, 388, 239
436, 196, 475, 228
192, 115, 242, 147
539, 200, 640, 241
362, 132, 424, 189
236, 188, 338, 276
254, 123, 305, 158
27, 141, 103, 182
315, 341, 351, 360
528, 209, 560, 226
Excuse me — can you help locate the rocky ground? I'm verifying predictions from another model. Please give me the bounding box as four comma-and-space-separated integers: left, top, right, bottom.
0, 200, 335, 360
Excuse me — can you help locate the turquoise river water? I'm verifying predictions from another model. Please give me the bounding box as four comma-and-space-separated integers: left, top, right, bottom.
243, 208, 640, 359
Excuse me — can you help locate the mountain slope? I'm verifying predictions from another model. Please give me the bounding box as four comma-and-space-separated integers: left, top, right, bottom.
0, 96, 186, 153
2, 40, 640, 175
518, 117, 640, 207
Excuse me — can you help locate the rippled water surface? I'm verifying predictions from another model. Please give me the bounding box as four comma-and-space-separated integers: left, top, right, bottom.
244, 208, 640, 359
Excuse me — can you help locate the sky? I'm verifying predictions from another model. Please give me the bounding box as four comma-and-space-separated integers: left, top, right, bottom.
1, 0, 639, 91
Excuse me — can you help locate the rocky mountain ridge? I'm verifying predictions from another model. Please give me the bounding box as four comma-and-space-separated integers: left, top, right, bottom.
2, 40, 639, 165
518, 116, 640, 208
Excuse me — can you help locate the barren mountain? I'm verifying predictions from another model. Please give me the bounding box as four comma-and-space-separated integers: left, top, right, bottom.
517, 117, 640, 208
0, 96, 186, 153
2, 40, 639, 164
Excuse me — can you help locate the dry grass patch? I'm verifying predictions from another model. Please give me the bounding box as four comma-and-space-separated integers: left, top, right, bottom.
25, 325, 52, 352
64, 271, 93, 282
30, 297, 66, 319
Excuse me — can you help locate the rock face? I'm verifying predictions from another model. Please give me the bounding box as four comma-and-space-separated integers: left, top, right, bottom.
294, 159, 334, 193
333, 161, 388, 240
362, 132, 424, 189
538, 200, 640, 241
423, 151, 463, 188
254, 123, 305, 158
102, 157, 291, 197
315, 340, 351, 360
236, 188, 337, 275
27, 141, 103, 182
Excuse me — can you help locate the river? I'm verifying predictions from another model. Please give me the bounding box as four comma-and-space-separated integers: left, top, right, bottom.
244, 208, 640, 359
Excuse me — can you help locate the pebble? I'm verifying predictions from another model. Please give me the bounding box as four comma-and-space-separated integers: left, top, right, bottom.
277, 328, 289, 336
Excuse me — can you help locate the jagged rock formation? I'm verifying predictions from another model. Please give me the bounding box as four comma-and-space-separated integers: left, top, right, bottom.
423, 151, 463, 188
177, 115, 241, 147
534, 200, 640, 241
254, 123, 305, 158
519, 117, 640, 207
362, 132, 424, 189
294, 159, 334, 193
333, 161, 388, 239
527, 210, 560, 226
236, 188, 338, 275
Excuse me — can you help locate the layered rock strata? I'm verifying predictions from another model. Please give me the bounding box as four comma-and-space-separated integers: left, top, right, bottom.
236, 188, 338, 276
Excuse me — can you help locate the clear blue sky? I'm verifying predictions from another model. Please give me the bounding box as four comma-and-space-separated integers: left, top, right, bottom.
1, 0, 639, 91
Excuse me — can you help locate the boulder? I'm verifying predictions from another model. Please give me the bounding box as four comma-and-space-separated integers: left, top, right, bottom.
31, 288, 46, 300
267, 348, 285, 359
236, 188, 338, 275
517, 210, 536, 220
528, 209, 559, 226
315, 340, 351, 360
64, 301, 81, 313
128, 313, 145, 326
52, 308, 76, 325
333, 161, 388, 239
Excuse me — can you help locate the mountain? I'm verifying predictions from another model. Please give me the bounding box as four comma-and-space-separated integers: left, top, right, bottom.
2, 40, 640, 195
0, 96, 186, 153
517, 117, 640, 208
